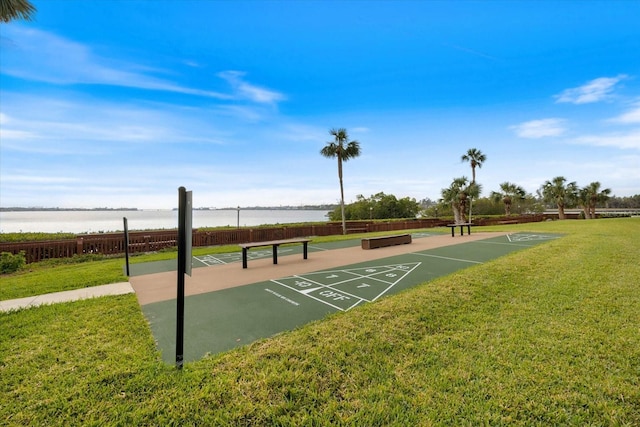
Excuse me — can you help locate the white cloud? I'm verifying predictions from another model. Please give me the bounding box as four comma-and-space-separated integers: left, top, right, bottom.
0, 26, 230, 98
554, 75, 627, 104
510, 118, 567, 138
608, 103, 640, 124
0, 93, 229, 152
0, 174, 77, 184
218, 71, 285, 104
570, 129, 640, 150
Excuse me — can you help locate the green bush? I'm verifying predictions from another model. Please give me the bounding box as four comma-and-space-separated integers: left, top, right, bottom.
1, 251, 26, 274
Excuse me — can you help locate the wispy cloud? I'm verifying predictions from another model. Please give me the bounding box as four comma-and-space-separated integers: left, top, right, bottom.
554, 75, 627, 104
218, 71, 285, 104
608, 102, 640, 124
0, 26, 230, 98
510, 118, 567, 138
1, 174, 78, 184
570, 129, 640, 150
0, 92, 230, 154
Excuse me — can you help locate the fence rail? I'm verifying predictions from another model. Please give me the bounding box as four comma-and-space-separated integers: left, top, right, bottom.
1, 215, 545, 264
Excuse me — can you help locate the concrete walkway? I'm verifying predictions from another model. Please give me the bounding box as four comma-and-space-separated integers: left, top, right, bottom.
0, 282, 134, 312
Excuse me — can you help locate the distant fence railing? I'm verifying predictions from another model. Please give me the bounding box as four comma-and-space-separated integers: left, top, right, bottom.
1, 215, 545, 264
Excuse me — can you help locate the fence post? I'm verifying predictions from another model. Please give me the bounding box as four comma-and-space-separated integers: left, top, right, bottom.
76, 237, 83, 256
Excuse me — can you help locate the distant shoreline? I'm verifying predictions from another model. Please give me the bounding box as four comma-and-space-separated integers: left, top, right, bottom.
0, 207, 139, 212
1, 205, 336, 212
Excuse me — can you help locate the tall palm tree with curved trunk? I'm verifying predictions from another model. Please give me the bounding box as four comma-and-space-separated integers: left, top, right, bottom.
579, 181, 611, 219
320, 128, 361, 235
1, 0, 36, 22
461, 148, 486, 184
541, 176, 578, 219
491, 182, 526, 216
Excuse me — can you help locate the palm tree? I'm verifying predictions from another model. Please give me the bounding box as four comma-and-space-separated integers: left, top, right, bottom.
1, 0, 36, 22
461, 148, 486, 222
320, 128, 361, 235
440, 177, 481, 224
491, 182, 526, 216
441, 177, 466, 224
461, 148, 487, 184
540, 176, 578, 219
579, 182, 611, 219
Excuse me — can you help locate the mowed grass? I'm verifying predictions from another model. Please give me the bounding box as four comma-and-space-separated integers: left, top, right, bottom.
1, 218, 639, 425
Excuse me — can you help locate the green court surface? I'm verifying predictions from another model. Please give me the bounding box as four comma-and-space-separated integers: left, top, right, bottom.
141, 232, 561, 363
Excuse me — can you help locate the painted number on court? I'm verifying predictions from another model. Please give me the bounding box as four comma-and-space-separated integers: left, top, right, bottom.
319, 290, 351, 301
294, 280, 314, 288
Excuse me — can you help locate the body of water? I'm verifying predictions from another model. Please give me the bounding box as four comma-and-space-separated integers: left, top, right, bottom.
0, 209, 331, 234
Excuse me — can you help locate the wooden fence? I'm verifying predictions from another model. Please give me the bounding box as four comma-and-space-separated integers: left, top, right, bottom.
1, 215, 544, 264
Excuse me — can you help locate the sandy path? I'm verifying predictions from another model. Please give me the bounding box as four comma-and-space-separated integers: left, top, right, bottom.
130, 232, 507, 305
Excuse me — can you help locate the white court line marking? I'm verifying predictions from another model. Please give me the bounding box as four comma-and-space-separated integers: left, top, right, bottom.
271, 281, 365, 311
312, 267, 403, 288
193, 256, 227, 266
506, 233, 560, 242
410, 252, 483, 264
271, 262, 421, 310
473, 241, 532, 248
281, 275, 369, 302
372, 262, 422, 302
308, 245, 330, 251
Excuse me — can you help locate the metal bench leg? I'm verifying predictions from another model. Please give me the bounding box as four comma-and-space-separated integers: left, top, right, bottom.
467, 225, 471, 235
272, 245, 278, 264
242, 248, 248, 269
451, 227, 455, 237
303, 242, 308, 259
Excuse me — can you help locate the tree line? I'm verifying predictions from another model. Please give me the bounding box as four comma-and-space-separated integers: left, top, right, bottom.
320, 130, 635, 224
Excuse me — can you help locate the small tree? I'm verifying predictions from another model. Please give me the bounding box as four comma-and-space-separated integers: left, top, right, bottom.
579, 182, 611, 219
491, 182, 526, 216
327, 192, 421, 221
1, 251, 26, 274
541, 176, 578, 219
441, 177, 481, 224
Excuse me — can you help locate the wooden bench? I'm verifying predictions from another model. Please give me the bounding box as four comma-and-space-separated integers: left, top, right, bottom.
446, 223, 472, 237
361, 234, 412, 249
238, 238, 311, 268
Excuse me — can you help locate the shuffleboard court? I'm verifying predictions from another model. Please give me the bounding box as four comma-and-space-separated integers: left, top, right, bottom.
135, 232, 561, 363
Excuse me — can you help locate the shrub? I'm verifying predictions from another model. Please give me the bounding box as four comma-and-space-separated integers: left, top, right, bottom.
1, 251, 26, 274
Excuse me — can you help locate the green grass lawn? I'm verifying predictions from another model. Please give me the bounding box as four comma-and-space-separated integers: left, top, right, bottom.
1, 218, 639, 425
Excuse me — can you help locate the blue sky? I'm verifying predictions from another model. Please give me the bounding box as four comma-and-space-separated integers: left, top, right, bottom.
1, 0, 639, 209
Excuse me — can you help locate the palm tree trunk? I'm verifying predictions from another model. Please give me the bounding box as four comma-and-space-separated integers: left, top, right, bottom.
452, 202, 461, 224
338, 157, 346, 235
558, 203, 566, 220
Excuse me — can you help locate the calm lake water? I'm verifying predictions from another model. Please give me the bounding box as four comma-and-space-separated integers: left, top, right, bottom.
0, 209, 331, 234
